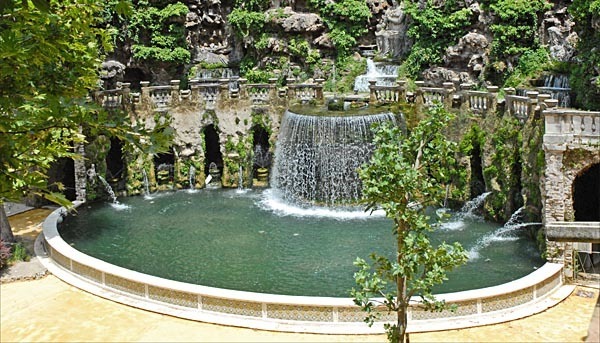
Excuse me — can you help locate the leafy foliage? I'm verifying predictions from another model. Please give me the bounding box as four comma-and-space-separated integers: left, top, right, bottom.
486, 0, 551, 84
126, 1, 190, 63
352, 105, 468, 343
0, 0, 172, 239
569, 0, 600, 110
228, 9, 266, 38
308, 0, 371, 56
0, 239, 11, 269
401, 0, 474, 77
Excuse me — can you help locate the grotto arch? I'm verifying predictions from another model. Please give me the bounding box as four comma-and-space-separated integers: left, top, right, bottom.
106, 138, 125, 184
203, 124, 223, 178
572, 163, 600, 222
572, 163, 600, 274
251, 124, 271, 177
154, 150, 175, 186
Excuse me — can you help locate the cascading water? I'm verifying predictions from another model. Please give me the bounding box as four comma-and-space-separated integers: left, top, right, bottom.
537, 74, 571, 107
353, 59, 399, 93
440, 192, 491, 230
460, 192, 492, 218
236, 165, 247, 194
142, 169, 151, 198
468, 207, 542, 259
188, 166, 196, 190
269, 110, 396, 208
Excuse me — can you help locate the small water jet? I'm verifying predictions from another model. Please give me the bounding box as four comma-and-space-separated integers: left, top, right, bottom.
97, 175, 129, 210
188, 166, 196, 191
460, 191, 492, 218
142, 169, 151, 199
468, 207, 542, 259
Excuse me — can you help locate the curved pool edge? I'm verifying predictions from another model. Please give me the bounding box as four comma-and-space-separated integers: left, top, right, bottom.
37, 204, 573, 334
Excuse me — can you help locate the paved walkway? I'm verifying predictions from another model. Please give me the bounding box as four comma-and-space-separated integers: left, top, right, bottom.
1, 209, 599, 342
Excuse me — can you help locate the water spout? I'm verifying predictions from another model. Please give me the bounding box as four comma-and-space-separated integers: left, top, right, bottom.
460, 192, 491, 218
189, 166, 196, 190
468, 207, 542, 259
98, 175, 118, 204
142, 169, 151, 198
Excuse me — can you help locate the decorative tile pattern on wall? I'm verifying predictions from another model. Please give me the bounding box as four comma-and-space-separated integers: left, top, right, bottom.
482, 287, 534, 312
104, 274, 146, 297
338, 307, 367, 322
71, 261, 102, 283
203, 297, 262, 318
50, 247, 71, 270
411, 300, 478, 320
267, 304, 333, 322
148, 286, 197, 308
536, 273, 560, 297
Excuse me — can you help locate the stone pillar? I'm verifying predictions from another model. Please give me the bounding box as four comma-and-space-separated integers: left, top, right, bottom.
238, 78, 248, 100
369, 80, 377, 104
170, 80, 180, 105
314, 78, 324, 101
487, 85, 499, 114
442, 82, 454, 109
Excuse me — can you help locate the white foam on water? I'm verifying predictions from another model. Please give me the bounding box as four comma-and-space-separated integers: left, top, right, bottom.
110, 203, 131, 211
259, 189, 385, 220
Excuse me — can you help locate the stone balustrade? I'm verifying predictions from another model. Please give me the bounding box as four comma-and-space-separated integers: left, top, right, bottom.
96, 78, 578, 124
543, 109, 600, 147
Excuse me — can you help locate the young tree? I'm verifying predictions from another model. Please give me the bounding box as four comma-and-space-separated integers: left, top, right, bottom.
0, 0, 170, 242
352, 105, 469, 343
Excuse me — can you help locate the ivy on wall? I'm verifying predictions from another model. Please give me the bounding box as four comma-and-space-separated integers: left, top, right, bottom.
569, 0, 600, 110
400, 0, 474, 77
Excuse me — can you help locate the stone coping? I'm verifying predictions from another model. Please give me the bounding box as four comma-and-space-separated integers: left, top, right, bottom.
39, 204, 570, 334
546, 222, 600, 242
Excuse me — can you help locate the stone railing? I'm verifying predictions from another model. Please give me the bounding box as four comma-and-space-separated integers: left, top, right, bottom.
543, 109, 600, 147
97, 78, 577, 125
40, 205, 570, 335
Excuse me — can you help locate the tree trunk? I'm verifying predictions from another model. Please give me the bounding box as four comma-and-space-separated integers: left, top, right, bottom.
396, 222, 408, 343
0, 203, 15, 243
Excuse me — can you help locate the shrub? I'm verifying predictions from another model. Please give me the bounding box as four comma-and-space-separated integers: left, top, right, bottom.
0, 239, 11, 269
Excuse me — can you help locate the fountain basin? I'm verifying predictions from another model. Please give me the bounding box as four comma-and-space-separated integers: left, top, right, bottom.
38, 191, 569, 334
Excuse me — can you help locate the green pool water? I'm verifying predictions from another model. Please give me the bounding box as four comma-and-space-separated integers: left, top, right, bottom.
59, 189, 544, 297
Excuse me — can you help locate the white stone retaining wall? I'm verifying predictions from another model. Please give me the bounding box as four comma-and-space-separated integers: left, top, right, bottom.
40, 204, 568, 334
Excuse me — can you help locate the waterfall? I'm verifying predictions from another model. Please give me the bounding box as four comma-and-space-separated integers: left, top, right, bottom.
468, 207, 542, 259
236, 165, 247, 194
142, 169, 151, 198
189, 166, 196, 190
270, 110, 397, 207
353, 59, 399, 93
538, 74, 571, 107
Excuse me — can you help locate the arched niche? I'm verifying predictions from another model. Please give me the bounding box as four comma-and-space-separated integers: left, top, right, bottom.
48, 157, 76, 201
573, 163, 600, 222
251, 124, 271, 176
154, 150, 175, 186
572, 163, 600, 274
203, 124, 223, 177
106, 138, 125, 183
